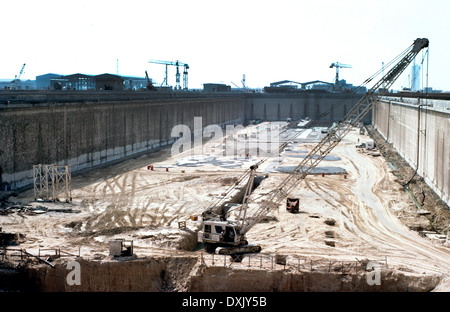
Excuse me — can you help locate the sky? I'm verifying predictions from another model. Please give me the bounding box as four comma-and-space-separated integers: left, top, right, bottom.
1, 0, 449, 91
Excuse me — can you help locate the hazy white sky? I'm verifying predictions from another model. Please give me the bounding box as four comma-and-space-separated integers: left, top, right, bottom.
1, 0, 449, 90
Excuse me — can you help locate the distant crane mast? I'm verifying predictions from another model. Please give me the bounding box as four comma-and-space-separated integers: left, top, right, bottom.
148, 59, 189, 90
329, 61, 352, 86
12, 63, 26, 90
241, 74, 246, 89
231, 74, 248, 91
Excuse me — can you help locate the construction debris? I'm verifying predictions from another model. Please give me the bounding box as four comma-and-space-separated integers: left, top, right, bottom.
0, 226, 25, 246
275, 254, 287, 265
325, 231, 335, 238
0, 202, 80, 216
109, 239, 134, 258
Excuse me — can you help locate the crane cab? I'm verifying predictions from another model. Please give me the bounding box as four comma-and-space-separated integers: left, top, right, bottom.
198, 220, 241, 247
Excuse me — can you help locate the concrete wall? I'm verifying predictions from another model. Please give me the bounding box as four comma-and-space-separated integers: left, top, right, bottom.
372, 98, 450, 205
247, 93, 369, 123
0, 91, 371, 191
0, 96, 246, 190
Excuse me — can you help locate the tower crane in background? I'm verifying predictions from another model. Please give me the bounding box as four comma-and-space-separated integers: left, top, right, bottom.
198, 38, 429, 257
330, 61, 352, 88
148, 59, 189, 90
11, 63, 26, 90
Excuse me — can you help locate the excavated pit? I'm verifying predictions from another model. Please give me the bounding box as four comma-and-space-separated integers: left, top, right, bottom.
2, 123, 449, 292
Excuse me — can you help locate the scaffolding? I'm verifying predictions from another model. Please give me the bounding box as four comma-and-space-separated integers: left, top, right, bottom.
33, 164, 72, 202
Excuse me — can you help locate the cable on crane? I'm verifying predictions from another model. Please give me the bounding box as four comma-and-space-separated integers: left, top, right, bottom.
403, 46, 430, 189
202, 127, 305, 220
318, 43, 414, 120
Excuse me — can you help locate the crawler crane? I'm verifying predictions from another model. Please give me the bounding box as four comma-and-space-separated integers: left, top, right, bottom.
198, 38, 429, 256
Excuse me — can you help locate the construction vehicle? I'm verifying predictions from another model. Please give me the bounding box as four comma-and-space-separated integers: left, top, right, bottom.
365, 139, 375, 150
199, 129, 304, 255
200, 164, 262, 255
198, 38, 429, 256
109, 239, 134, 257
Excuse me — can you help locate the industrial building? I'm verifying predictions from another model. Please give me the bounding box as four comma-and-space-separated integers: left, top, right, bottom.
265, 79, 367, 93
94, 74, 124, 91
203, 83, 232, 92
34, 73, 146, 90
35, 74, 61, 90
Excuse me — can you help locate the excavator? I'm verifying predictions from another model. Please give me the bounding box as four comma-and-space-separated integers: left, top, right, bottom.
197, 38, 429, 257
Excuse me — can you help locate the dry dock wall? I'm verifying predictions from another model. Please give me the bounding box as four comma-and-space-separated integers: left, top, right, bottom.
372, 97, 450, 206
0, 95, 246, 190
0, 91, 369, 191
247, 93, 368, 123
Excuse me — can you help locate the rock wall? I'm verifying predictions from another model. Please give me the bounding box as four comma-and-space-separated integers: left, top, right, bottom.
187, 266, 440, 292
26, 256, 199, 292
19, 257, 441, 292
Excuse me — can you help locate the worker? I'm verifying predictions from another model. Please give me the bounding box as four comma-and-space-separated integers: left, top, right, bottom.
418, 188, 426, 206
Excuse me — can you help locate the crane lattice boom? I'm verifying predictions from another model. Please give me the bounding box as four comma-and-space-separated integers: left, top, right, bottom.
239, 38, 429, 236
198, 38, 429, 255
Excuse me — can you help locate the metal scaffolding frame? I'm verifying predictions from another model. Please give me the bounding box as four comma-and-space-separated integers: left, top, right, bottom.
33, 164, 72, 202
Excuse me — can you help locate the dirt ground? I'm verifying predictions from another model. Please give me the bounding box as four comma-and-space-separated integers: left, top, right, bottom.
1, 122, 449, 290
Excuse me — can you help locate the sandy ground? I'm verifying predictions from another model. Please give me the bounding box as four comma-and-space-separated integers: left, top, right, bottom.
1, 122, 449, 289
248, 130, 450, 278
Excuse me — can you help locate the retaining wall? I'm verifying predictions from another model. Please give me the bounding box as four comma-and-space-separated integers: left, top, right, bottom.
372, 97, 450, 206
0, 91, 370, 191
0, 95, 246, 190
7, 256, 441, 292
246, 93, 368, 123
